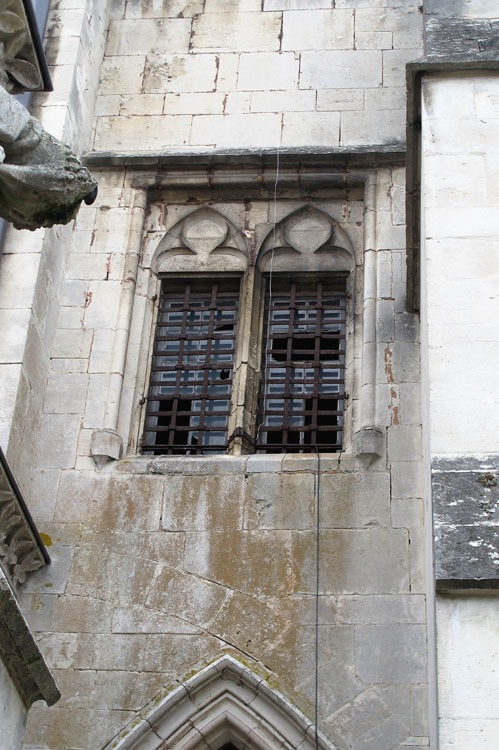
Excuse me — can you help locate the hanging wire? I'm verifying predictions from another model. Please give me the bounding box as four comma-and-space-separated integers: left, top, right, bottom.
256, 143, 280, 442
314, 444, 321, 750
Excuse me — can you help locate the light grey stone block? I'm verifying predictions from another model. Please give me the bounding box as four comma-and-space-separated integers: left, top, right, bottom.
355, 624, 427, 683
319, 471, 391, 528
106, 18, 191, 56
300, 50, 382, 89
341, 109, 406, 146
317, 88, 364, 111
0, 309, 31, 364
352, 714, 409, 750
244, 472, 315, 530
387, 425, 422, 463
94, 114, 192, 151
383, 48, 422, 88
191, 113, 281, 148
191, 11, 281, 52
238, 52, 299, 91
44, 373, 89, 415
337, 594, 426, 624
100, 55, 146, 95
282, 111, 340, 147
292, 528, 409, 594
282, 9, 354, 51
125, 0, 204, 17
391, 462, 424, 499
162, 474, 244, 531
52, 328, 92, 359
21, 543, 73, 595
391, 342, 420, 384
36, 414, 80, 469
355, 31, 393, 49
143, 54, 218, 94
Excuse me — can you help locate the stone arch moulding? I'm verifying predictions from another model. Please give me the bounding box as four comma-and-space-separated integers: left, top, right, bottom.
257, 205, 354, 273
103, 654, 338, 750
150, 207, 250, 274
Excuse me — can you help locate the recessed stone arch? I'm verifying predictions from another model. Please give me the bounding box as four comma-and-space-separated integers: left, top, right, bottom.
104, 654, 337, 750
257, 205, 354, 273
151, 207, 250, 274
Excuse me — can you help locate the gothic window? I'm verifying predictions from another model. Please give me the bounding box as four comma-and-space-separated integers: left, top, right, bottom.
256, 275, 347, 453
142, 277, 240, 455
140, 203, 354, 457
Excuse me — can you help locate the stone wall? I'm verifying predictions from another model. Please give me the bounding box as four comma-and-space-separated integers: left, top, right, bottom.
20, 452, 428, 750
420, 69, 499, 747
0, 0, 110, 495
93, 0, 423, 153
0, 1, 432, 748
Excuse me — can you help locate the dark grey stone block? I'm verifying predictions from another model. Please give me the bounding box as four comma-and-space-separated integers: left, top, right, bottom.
432, 457, 499, 588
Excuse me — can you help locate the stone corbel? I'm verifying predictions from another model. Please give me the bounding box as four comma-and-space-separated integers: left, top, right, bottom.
0, 449, 49, 588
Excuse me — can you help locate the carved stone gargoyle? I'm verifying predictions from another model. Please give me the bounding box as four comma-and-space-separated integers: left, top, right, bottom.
0, 86, 97, 230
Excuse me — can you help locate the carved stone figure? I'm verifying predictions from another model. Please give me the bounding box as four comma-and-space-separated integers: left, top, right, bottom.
0, 86, 98, 230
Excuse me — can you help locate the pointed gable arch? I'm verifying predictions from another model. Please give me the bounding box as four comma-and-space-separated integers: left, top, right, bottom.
151, 208, 250, 274
104, 654, 338, 750
257, 205, 354, 273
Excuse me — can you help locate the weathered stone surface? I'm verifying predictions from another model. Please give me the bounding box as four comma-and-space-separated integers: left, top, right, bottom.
282, 9, 354, 51
54, 473, 163, 531
355, 624, 427, 683
184, 530, 293, 597
162, 474, 244, 531
292, 528, 410, 594
319, 472, 391, 528
300, 51, 382, 89
191, 11, 281, 52
244, 472, 315, 530
106, 18, 191, 56
146, 568, 228, 627
433, 462, 499, 586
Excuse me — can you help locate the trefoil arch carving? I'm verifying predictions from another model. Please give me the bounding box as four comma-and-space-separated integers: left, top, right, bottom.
257, 205, 354, 274
151, 207, 250, 274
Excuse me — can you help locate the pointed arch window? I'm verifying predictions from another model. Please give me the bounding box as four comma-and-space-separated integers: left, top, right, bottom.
256, 274, 347, 453
140, 204, 354, 456
143, 277, 240, 455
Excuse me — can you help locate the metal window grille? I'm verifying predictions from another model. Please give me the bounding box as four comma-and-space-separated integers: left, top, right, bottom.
256, 275, 347, 453
142, 278, 240, 455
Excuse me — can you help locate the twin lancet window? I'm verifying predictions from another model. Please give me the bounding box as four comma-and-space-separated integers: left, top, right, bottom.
141, 204, 354, 456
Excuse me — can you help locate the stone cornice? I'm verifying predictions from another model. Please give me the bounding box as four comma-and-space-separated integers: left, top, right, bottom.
0, 0, 52, 93
0, 447, 49, 589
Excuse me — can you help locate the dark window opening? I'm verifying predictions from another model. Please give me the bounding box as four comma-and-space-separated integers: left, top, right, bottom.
256, 275, 347, 454
142, 278, 240, 455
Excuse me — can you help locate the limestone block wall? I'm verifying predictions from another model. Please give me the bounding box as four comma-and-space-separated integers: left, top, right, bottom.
14, 163, 427, 749
92, 0, 423, 152
0, 2, 431, 748
0, 0, 110, 495
420, 71, 499, 748
19, 454, 428, 750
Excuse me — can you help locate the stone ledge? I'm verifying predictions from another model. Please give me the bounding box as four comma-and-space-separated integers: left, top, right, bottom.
113, 452, 373, 475
0, 569, 59, 708
83, 145, 406, 170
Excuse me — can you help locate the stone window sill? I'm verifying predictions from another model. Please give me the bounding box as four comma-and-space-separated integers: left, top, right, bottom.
112, 452, 362, 475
